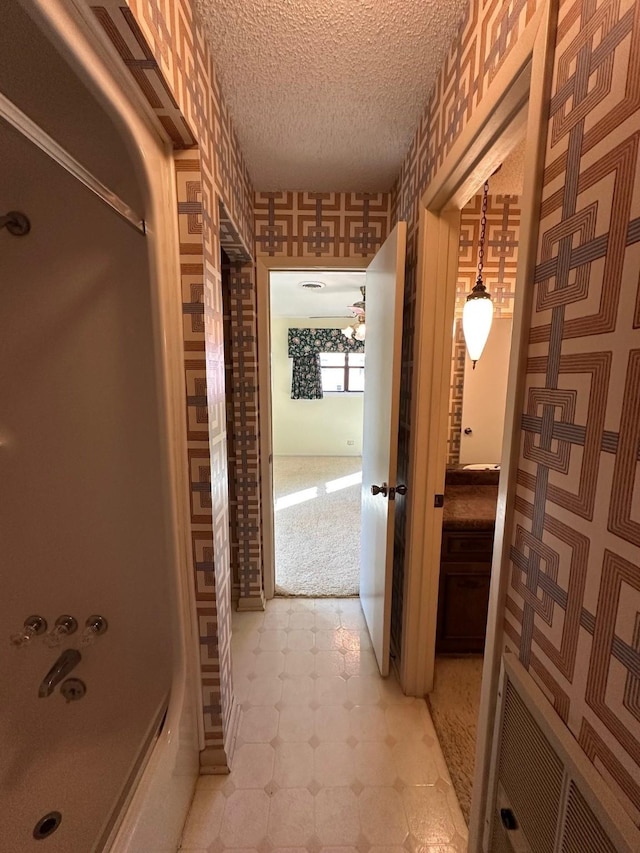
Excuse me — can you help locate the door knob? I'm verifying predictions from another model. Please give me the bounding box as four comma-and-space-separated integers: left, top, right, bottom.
371, 483, 388, 497
464, 427, 473, 435
395, 484, 408, 496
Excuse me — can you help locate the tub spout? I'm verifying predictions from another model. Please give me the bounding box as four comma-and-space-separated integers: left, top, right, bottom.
38, 648, 81, 698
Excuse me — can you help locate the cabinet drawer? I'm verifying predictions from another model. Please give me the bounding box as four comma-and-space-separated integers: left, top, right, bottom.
441, 530, 494, 562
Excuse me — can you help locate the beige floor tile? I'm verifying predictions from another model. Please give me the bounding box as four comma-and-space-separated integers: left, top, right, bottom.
179, 787, 225, 848
231, 743, 275, 789
315, 787, 360, 845
285, 649, 316, 676
182, 599, 468, 853
314, 705, 351, 741
247, 675, 283, 706
289, 610, 315, 629
253, 650, 286, 677
402, 787, 458, 845
239, 706, 279, 743
344, 649, 380, 676
259, 629, 288, 651
281, 674, 315, 705
314, 611, 342, 629
315, 675, 348, 704
314, 742, 357, 787
386, 703, 429, 741
354, 742, 397, 786
279, 704, 315, 742
267, 787, 315, 846
347, 675, 381, 704
315, 629, 345, 650
392, 741, 440, 786
287, 628, 315, 650
350, 705, 388, 741
273, 741, 314, 788
358, 788, 408, 845
315, 650, 346, 676
263, 610, 290, 629
219, 790, 270, 848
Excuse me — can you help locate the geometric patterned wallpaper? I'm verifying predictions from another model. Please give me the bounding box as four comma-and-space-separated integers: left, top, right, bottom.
447, 194, 521, 464
394, 0, 640, 827
255, 192, 390, 259
91, 0, 256, 767
504, 0, 640, 826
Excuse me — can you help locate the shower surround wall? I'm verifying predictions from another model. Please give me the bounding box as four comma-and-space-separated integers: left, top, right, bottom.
91, 0, 261, 768
393, 0, 640, 828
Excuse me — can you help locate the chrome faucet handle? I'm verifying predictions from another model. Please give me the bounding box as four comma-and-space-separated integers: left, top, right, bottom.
44, 616, 78, 648
81, 615, 108, 646
10, 615, 47, 648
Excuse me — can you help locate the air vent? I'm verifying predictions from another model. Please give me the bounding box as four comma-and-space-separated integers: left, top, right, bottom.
299, 280, 325, 289
486, 655, 640, 853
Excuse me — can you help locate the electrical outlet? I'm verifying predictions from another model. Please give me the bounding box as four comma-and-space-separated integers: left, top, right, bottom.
346, 440, 355, 446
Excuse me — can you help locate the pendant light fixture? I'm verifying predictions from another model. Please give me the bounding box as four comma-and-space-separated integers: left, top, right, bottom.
462, 179, 494, 368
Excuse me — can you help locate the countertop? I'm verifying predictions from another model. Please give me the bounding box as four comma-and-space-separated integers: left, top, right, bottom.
442, 484, 498, 530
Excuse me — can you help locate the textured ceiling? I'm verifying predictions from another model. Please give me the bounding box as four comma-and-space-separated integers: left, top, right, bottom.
489, 136, 527, 195
195, 0, 468, 191
270, 271, 366, 318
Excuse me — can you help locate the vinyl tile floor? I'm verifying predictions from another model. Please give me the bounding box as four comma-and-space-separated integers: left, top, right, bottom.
179, 598, 468, 853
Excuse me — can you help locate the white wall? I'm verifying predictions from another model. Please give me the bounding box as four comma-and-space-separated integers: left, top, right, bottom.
271, 317, 364, 456
459, 318, 513, 464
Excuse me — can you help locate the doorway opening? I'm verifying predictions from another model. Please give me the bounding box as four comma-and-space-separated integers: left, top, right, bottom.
268, 269, 367, 597
426, 131, 528, 824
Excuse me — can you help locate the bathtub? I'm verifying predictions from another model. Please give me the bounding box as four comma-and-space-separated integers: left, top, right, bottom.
1, 2, 200, 850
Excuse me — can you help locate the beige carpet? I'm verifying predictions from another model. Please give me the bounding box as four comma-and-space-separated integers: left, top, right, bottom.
273, 456, 361, 596
427, 656, 484, 824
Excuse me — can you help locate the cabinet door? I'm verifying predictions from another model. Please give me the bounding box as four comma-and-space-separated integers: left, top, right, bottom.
436, 563, 491, 654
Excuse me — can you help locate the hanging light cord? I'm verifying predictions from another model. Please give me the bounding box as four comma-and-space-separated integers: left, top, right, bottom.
476, 180, 489, 285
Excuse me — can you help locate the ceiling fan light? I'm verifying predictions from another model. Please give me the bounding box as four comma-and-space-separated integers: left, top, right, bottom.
462, 293, 493, 367
354, 322, 366, 341
342, 324, 354, 339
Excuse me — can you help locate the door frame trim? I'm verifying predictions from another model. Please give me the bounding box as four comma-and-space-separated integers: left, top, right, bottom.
398, 1, 557, 849
256, 256, 370, 600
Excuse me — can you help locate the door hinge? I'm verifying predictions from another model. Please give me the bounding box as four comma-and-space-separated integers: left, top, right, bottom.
434, 493, 444, 508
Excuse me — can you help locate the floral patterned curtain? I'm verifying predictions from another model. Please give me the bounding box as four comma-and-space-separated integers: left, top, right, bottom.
287, 328, 365, 400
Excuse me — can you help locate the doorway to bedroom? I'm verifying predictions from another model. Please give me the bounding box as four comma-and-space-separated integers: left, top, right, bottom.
269, 270, 367, 597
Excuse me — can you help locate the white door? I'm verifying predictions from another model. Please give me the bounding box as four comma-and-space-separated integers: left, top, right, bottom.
360, 222, 407, 676
459, 317, 513, 465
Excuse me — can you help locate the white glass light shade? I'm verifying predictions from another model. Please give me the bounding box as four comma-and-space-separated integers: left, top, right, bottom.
354, 322, 366, 341
342, 324, 354, 339
462, 296, 493, 366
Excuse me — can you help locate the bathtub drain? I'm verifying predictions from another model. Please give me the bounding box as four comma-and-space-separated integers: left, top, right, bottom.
33, 812, 62, 840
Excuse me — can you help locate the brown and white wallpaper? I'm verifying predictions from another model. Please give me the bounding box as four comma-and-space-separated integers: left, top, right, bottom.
448, 194, 521, 464
255, 192, 390, 259
394, 0, 640, 827
91, 0, 257, 764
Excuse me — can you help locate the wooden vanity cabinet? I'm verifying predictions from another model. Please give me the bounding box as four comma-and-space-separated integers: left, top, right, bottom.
436, 530, 493, 654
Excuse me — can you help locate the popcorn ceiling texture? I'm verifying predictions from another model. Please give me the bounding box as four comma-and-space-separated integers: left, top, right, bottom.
194, 0, 468, 190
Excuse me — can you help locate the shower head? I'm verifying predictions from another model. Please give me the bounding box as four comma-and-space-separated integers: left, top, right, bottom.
0, 210, 30, 236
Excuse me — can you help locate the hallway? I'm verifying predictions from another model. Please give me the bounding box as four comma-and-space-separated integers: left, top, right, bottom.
180, 598, 467, 851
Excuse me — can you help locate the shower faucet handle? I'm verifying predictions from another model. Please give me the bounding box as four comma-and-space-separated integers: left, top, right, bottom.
10, 615, 48, 648
44, 616, 78, 648
81, 615, 108, 646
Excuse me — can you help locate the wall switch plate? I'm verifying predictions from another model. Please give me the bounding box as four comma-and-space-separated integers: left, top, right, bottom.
347, 440, 355, 445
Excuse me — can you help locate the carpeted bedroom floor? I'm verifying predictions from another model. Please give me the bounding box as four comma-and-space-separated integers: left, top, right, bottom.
273, 455, 361, 596
427, 655, 484, 824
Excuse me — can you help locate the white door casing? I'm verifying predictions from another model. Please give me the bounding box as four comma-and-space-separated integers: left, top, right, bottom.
359, 222, 407, 677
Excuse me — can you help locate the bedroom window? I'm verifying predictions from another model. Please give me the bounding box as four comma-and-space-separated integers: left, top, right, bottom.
320, 352, 365, 393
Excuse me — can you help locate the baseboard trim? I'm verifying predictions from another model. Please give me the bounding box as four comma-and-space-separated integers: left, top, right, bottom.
199, 699, 241, 774
237, 591, 266, 611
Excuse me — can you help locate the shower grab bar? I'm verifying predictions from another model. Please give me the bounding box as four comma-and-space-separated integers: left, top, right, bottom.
0, 92, 145, 235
